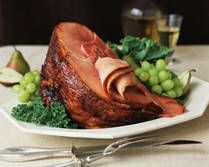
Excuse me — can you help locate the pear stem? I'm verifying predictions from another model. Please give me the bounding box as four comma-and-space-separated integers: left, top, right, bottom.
191, 69, 197, 73
12, 45, 18, 52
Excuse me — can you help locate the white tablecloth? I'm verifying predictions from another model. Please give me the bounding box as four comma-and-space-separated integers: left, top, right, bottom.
0, 45, 209, 167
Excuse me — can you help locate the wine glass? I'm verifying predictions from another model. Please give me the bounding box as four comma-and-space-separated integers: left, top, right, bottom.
156, 14, 183, 65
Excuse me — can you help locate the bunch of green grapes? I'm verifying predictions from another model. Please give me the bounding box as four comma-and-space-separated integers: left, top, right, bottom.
134, 59, 183, 99
12, 71, 40, 102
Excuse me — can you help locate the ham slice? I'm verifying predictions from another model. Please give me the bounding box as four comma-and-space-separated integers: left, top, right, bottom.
155, 94, 185, 117
95, 57, 185, 117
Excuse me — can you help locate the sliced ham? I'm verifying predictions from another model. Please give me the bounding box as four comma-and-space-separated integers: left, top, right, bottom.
155, 94, 185, 117
95, 57, 185, 118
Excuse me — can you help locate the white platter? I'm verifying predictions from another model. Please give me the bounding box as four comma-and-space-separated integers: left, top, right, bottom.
0, 45, 209, 139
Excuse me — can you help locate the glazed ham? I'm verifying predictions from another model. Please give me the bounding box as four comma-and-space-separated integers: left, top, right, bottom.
40, 22, 185, 128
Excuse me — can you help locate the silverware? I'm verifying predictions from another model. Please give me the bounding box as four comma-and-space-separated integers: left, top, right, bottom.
46, 135, 201, 167
0, 134, 201, 163
0, 146, 77, 162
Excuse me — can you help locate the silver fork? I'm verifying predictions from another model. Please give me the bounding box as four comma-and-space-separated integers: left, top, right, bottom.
47, 135, 201, 167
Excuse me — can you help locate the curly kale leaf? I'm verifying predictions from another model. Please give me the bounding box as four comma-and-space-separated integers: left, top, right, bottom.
107, 41, 124, 58
11, 97, 78, 129
109, 36, 171, 63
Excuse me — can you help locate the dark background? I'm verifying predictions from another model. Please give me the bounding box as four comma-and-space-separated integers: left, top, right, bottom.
0, 0, 207, 45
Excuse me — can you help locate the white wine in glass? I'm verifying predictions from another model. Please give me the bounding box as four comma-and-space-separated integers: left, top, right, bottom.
157, 14, 183, 64
157, 26, 180, 50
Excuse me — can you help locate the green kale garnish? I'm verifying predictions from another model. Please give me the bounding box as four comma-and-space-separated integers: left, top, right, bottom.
107, 41, 124, 58
108, 36, 171, 63
11, 97, 78, 129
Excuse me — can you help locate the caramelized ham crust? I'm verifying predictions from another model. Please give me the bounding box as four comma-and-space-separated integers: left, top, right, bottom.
40, 22, 184, 128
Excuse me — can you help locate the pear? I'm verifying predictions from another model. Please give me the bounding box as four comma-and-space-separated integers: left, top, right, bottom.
178, 69, 196, 95
0, 67, 23, 86
6, 48, 30, 75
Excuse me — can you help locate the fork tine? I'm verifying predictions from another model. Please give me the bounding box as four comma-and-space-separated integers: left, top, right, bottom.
115, 134, 158, 147
114, 134, 157, 146
83, 134, 158, 164
103, 134, 158, 155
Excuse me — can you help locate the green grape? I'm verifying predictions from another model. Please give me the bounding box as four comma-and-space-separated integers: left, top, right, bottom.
141, 61, 151, 71
158, 70, 171, 82
173, 78, 181, 87
149, 76, 159, 85
34, 75, 40, 85
150, 64, 155, 68
20, 79, 28, 87
12, 84, 22, 94
151, 85, 162, 94
161, 79, 175, 91
134, 68, 143, 77
32, 70, 40, 77
139, 72, 149, 82
24, 72, 34, 83
168, 72, 172, 79
174, 87, 183, 97
166, 90, 177, 98
18, 90, 30, 102
148, 68, 158, 76
25, 83, 36, 93
156, 59, 166, 71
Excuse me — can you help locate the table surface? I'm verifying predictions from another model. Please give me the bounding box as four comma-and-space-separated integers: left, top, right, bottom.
0, 45, 209, 167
